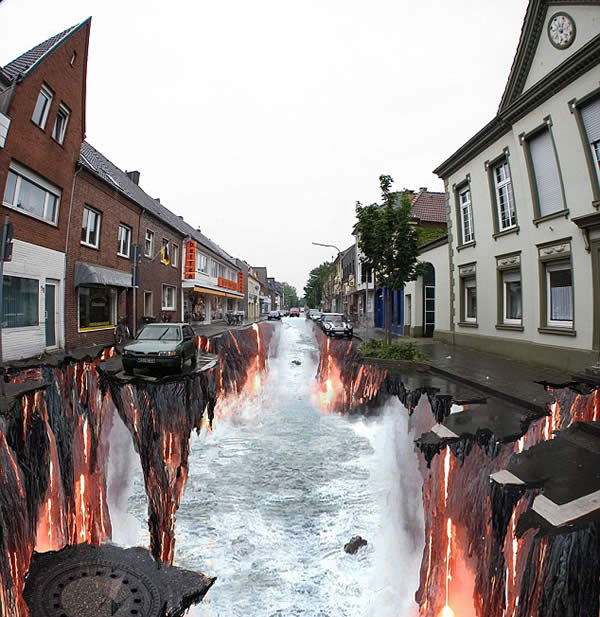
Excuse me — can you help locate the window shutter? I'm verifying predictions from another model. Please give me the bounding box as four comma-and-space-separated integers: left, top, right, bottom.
529, 129, 564, 217
581, 97, 600, 144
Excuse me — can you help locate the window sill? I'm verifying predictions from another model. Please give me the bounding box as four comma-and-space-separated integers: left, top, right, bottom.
117, 252, 130, 259
456, 241, 476, 252
161, 307, 176, 312
3, 202, 58, 228
533, 209, 570, 227
493, 225, 519, 240
79, 325, 114, 332
495, 323, 524, 331
458, 321, 478, 328
538, 326, 576, 337
81, 241, 100, 250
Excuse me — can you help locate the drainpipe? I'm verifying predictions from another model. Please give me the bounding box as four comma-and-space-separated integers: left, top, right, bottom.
64, 165, 82, 351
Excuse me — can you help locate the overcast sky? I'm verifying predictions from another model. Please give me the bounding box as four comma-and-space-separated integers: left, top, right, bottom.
1, 0, 528, 293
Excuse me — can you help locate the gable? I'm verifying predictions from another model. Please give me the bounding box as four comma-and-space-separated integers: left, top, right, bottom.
499, 0, 600, 113
523, 4, 600, 91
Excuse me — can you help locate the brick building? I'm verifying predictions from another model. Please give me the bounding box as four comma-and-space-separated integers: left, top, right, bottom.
0, 20, 91, 359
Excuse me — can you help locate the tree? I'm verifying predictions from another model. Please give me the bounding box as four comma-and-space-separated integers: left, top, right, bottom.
304, 261, 335, 308
281, 282, 299, 308
353, 175, 420, 345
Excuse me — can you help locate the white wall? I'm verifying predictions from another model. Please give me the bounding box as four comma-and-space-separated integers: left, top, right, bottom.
2, 239, 65, 361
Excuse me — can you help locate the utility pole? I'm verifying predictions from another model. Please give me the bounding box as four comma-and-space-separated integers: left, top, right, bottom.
0, 216, 14, 396
131, 244, 141, 336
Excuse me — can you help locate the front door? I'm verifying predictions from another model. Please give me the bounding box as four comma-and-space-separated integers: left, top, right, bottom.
45, 281, 57, 348
422, 263, 435, 338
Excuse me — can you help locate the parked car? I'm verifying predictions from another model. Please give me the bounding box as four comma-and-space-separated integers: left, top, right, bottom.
268, 310, 281, 321
320, 313, 353, 338
289, 307, 300, 317
308, 310, 322, 321
122, 323, 197, 374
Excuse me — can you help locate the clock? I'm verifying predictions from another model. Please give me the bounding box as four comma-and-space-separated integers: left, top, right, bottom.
548, 12, 576, 49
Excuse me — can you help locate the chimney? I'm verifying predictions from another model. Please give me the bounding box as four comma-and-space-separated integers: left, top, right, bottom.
126, 170, 140, 185
196, 226, 202, 233
419, 186, 428, 192
155, 197, 160, 204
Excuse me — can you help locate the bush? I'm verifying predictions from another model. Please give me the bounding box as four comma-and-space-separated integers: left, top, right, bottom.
357, 340, 429, 362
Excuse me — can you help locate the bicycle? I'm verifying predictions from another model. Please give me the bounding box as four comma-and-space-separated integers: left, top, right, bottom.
114, 317, 131, 345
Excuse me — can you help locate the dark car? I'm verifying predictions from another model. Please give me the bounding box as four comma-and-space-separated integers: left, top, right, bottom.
122, 323, 197, 374
268, 310, 281, 321
320, 313, 353, 338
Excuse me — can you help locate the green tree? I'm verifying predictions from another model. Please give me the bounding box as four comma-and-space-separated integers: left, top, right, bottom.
304, 261, 334, 308
281, 282, 299, 308
354, 175, 420, 344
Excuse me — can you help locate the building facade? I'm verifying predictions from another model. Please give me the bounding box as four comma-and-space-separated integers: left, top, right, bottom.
0, 20, 91, 359
434, 0, 600, 371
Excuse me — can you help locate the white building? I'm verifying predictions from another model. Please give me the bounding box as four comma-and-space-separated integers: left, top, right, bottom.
434, 0, 600, 371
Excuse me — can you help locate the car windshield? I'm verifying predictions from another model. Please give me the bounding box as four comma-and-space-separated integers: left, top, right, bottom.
137, 325, 181, 341
323, 315, 344, 323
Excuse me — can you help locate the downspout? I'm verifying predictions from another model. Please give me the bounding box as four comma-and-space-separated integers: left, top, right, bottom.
64, 164, 82, 351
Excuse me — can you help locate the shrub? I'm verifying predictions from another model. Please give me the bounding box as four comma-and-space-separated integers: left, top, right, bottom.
357, 339, 429, 362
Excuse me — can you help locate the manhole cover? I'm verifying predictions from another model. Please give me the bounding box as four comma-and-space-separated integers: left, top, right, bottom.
26, 558, 161, 617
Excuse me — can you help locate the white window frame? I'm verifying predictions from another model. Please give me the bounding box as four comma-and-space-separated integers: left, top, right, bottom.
494, 161, 516, 230
144, 229, 154, 257
172, 244, 178, 268
459, 187, 474, 244
143, 290, 153, 317
3, 163, 61, 225
32, 85, 53, 129
52, 103, 70, 145
197, 252, 208, 274
463, 276, 477, 322
503, 270, 522, 325
162, 284, 176, 311
545, 261, 573, 328
117, 224, 131, 258
592, 140, 600, 185
81, 206, 101, 248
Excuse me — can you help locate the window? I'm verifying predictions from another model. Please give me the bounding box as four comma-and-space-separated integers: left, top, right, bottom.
3, 164, 60, 224
79, 287, 116, 330
503, 270, 522, 324
52, 104, 70, 145
197, 252, 208, 273
210, 259, 218, 277
144, 229, 154, 257
494, 160, 516, 230
32, 85, 53, 129
144, 291, 153, 317
580, 97, 600, 185
162, 285, 176, 310
527, 128, 565, 217
161, 238, 170, 265
545, 261, 573, 327
459, 186, 474, 243
118, 224, 131, 258
172, 244, 178, 268
3, 276, 38, 328
81, 206, 101, 248
463, 277, 477, 322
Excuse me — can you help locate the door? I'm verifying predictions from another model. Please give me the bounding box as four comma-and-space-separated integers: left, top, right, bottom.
422, 263, 435, 338
45, 281, 56, 348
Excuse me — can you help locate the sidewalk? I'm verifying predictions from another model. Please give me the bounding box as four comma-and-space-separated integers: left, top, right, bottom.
352, 326, 566, 413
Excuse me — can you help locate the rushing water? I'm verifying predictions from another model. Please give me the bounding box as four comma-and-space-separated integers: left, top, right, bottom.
119, 318, 424, 617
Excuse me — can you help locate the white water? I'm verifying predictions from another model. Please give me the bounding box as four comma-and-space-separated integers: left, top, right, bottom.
126, 318, 424, 616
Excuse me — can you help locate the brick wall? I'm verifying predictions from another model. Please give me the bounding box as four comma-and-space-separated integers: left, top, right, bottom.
0, 22, 90, 253
65, 169, 140, 349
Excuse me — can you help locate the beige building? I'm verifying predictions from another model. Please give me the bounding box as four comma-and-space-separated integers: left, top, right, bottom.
434, 0, 600, 371
247, 271, 260, 321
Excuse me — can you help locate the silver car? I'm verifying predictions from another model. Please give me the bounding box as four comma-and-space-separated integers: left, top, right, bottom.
320, 313, 353, 338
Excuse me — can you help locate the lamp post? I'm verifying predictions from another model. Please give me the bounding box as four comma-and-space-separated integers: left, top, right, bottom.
312, 242, 342, 312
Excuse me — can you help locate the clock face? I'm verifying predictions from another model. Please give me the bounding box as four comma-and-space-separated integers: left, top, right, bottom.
548, 12, 576, 49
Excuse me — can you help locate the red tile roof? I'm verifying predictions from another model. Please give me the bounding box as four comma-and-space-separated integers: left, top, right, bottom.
410, 190, 447, 224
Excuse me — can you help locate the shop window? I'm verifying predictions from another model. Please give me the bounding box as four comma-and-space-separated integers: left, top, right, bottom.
3, 276, 38, 328
79, 287, 116, 330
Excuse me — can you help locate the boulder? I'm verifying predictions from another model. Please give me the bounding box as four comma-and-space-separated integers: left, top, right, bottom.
344, 536, 368, 554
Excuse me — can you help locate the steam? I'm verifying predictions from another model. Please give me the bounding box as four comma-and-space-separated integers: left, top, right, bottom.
107, 410, 145, 546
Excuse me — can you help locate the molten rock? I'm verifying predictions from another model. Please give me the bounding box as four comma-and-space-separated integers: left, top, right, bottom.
344, 536, 367, 554
24, 543, 215, 617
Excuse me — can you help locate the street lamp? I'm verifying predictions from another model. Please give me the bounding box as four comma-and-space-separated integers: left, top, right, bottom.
312, 242, 343, 312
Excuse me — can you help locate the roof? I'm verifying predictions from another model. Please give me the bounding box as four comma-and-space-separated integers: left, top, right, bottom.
78, 142, 239, 269
1, 21, 87, 82
410, 190, 446, 224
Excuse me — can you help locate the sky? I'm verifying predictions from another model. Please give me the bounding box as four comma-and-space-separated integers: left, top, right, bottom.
0, 0, 529, 293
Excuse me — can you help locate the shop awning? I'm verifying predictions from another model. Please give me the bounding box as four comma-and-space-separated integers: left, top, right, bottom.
75, 261, 133, 288
192, 286, 243, 300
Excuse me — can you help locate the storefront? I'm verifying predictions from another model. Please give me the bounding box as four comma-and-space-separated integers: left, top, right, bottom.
183, 284, 243, 324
